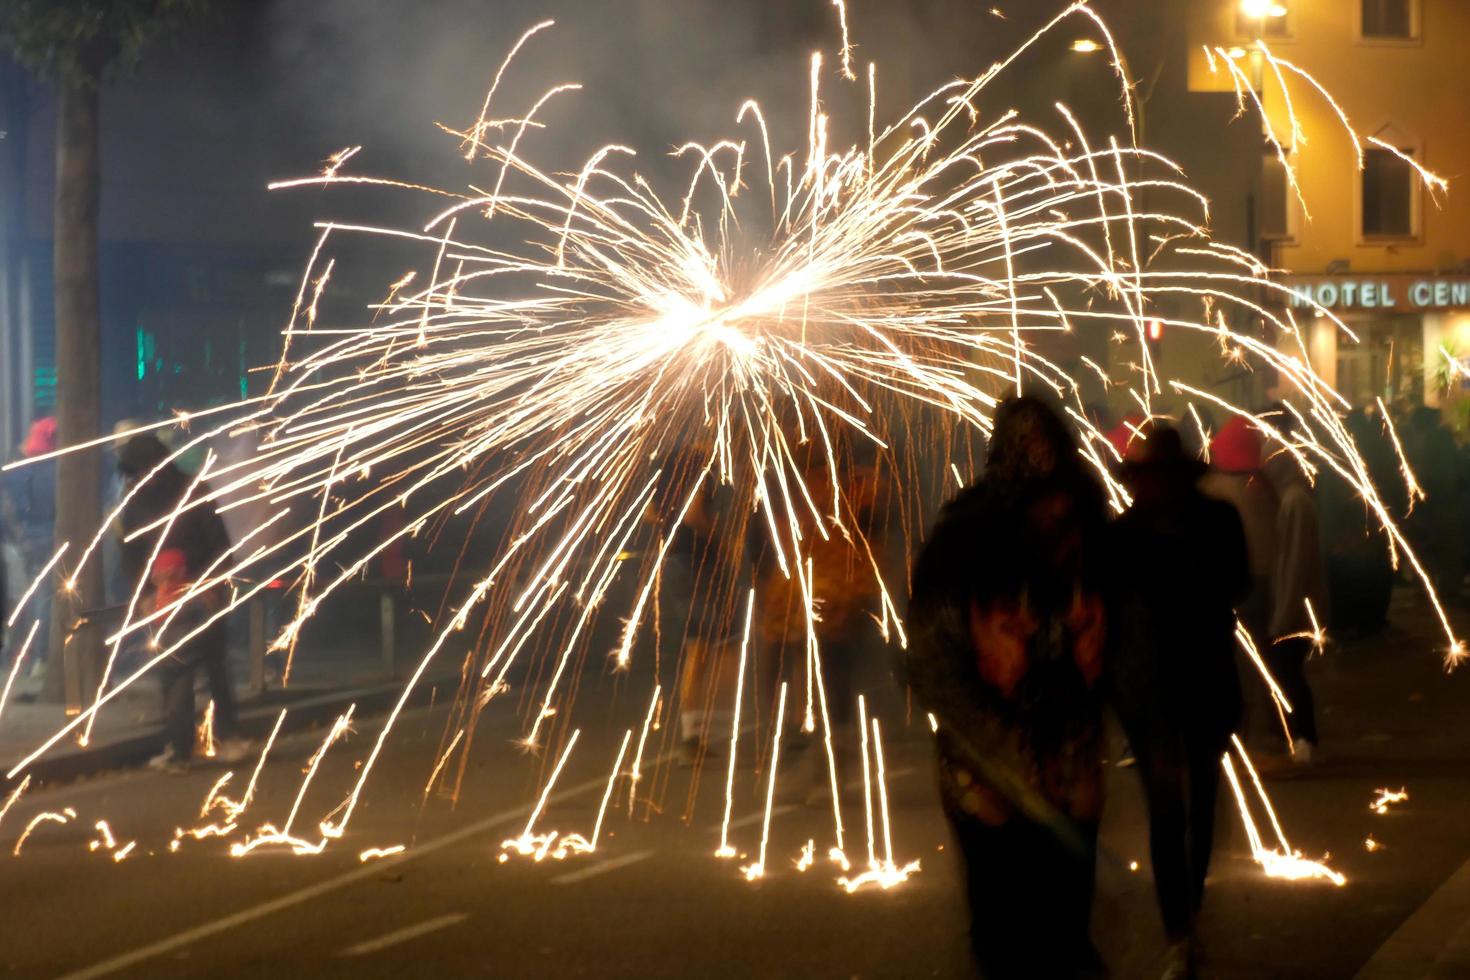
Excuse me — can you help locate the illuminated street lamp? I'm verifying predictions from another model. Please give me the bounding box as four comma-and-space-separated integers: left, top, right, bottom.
1240, 0, 1288, 18
1239, 0, 1287, 88
1068, 37, 1141, 143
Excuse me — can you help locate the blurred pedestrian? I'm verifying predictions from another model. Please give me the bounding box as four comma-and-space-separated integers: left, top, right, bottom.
1319, 408, 1399, 635
758, 444, 886, 798
907, 397, 1108, 979
1262, 406, 1327, 764
116, 435, 245, 770
1402, 405, 1465, 605
146, 548, 245, 770
2, 417, 58, 677
1110, 424, 1249, 980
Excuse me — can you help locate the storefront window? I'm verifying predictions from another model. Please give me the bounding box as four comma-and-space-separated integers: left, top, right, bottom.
1336, 314, 1424, 408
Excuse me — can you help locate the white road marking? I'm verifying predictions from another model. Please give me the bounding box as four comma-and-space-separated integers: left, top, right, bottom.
700, 767, 915, 837
845, 766, 913, 790
549, 849, 653, 885
60, 743, 682, 980
725, 804, 796, 831
338, 913, 468, 957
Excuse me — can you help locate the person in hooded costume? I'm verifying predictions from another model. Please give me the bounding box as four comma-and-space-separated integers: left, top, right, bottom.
906, 397, 1108, 979
116, 434, 245, 769
1110, 424, 1249, 980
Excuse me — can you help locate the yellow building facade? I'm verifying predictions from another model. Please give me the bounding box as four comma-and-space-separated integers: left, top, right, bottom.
1188, 0, 1470, 417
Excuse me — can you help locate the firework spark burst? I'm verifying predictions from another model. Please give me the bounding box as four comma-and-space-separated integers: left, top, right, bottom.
0, 3, 1453, 888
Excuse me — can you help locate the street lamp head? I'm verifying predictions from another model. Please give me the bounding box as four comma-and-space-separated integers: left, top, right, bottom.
1070, 38, 1103, 53
1240, 0, 1287, 17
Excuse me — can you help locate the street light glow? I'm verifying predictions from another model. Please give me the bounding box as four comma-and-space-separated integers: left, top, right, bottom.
1070, 38, 1102, 53
1240, 0, 1288, 17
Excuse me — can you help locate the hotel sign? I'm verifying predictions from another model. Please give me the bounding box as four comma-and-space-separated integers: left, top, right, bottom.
1284, 274, 1470, 313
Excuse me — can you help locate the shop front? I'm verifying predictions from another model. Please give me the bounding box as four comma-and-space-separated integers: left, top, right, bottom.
1282, 273, 1470, 417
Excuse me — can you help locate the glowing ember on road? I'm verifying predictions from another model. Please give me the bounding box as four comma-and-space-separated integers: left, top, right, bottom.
1371, 788, 1409, 816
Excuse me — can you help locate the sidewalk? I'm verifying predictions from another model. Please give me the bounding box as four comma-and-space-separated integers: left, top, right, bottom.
0, 615, 454, 790
1090, 586, 1470, 979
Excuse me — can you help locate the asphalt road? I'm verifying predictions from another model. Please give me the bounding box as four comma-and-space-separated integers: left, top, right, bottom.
4, 594, 1470, 979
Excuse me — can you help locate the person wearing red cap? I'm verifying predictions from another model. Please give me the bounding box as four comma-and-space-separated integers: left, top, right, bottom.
1199, 416, 1278, 658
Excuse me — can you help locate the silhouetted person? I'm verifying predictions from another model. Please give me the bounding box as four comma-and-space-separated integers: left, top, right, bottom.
1110, 425, 1249, 980
116, 435, 244, 769
908, 397, 1107, 979
758, 443, 887, 797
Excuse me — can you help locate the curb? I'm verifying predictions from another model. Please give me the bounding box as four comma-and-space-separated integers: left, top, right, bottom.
1, 674, 453, 792
1356, 852, 1470, 979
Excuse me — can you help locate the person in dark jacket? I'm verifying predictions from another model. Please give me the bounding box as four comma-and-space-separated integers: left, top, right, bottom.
117, 435, 245, 769
1110, 424, 1250, 980
907, 397, 1108, 979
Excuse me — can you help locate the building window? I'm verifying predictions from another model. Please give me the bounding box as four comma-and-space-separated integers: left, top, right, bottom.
1236, 1, 1290, 38
1362, 0, 1415, 39
1361, 145, 1416, 239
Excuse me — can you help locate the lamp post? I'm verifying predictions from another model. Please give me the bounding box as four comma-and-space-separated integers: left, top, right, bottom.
1069, 38, 1144, 148
1239, 0, 1288, 88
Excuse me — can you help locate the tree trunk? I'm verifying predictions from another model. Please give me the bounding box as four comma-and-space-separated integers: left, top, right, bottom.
44, 75, 104, 706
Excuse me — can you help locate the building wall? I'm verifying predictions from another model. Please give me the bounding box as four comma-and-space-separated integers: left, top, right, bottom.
1187, 0, 1470, 275
1189, 0, 1470, 414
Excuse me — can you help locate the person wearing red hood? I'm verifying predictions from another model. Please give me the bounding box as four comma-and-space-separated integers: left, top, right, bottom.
1198, 417, 1278, 655
2, 418, 59, 673
7, 418, 58, 555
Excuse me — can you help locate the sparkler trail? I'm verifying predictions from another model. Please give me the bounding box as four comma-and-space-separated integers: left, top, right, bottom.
838, 713, 920, 893
13, 807, 75, 856
0, 620, 41, 719
0, 2, 1456, 882
1224, 737, 1345, 886
0, 776, 30, 834
500, 728, 581, 861
715, 591, 755, 859
359, 844, 406, 862
741, 681, 787, 882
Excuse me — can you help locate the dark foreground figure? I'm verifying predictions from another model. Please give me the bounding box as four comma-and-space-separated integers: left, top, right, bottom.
117, 435, 244, 769
1111, 424, 1249, 979
907, 397, 1108, 978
